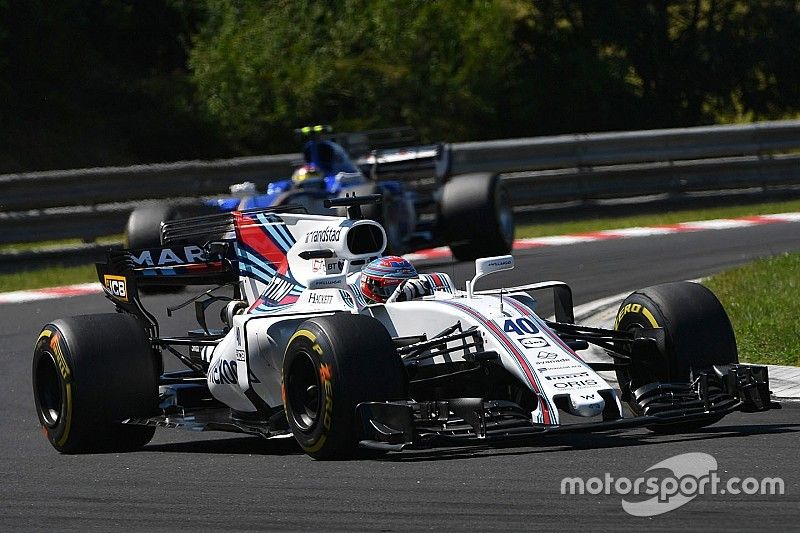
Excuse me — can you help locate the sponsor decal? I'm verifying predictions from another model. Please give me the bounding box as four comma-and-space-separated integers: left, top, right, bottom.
537, 351, 560, 360
310, 278, 344, 288
487, 258, 513, 268
209, 359, 238, 385
309, 293, 334, 305
235, 349, 245, 362
304, 227, 343, 244
130, 245, 205, 267
553, 379, 598, 389
537, 363, 583, 372
545, 371, 590, 381
49, 334, 71, 381
580, 393, 596, 400
502, 317, 540, 336
615, 302, 660, 329
319, 363, 333, 431
518, 336, 548, 349
235, 327, 242, 346
326, 259, 344, 274
312, 258, 343, 274
103, 274, 128, 302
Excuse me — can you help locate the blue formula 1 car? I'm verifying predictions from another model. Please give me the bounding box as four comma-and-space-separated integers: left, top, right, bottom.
125, 126, 514, 264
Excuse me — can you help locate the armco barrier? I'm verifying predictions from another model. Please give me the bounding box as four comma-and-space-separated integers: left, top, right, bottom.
1, 120, 800, 266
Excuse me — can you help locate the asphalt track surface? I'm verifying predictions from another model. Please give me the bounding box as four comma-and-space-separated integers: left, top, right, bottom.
2, 222, 799, 531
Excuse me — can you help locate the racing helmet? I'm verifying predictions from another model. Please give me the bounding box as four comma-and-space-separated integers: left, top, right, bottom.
291, 164, 323, 186
360, 255, 418, 303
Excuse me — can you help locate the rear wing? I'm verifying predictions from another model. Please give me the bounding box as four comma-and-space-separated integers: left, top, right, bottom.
355, 144, 450, 185
321, 126, 420, 158
95, 205, 312, 330
320, 126, 453, 188
96, 241, 238, 337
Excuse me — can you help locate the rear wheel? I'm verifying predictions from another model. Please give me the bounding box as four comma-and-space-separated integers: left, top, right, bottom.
282, 314, 406, 459
32, 314, 159, 453
614, 281, 738, 432
440, 173, 514, 261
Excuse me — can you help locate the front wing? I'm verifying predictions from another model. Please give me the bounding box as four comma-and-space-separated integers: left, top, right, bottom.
356, 363, 780, 451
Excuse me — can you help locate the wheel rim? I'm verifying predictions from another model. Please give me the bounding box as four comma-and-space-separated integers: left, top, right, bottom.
285, 351, 321, 432
34, 351, 63, 427
619, 322, 658, 392
495, 186, 514, 246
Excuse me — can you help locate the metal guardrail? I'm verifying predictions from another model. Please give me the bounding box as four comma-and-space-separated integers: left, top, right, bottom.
1, 120, 800, 268
503, 154, 800, 204
445, 120, 800, 174
0, 153, 298, 212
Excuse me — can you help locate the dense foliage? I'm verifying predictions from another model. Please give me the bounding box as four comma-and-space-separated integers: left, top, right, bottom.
2, 0, 799, 171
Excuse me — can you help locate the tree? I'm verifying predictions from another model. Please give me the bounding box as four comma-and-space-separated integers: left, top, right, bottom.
189, 0, 521, 151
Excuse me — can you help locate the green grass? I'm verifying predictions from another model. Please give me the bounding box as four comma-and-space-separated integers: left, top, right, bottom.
0, 265, 99, 293
515, 198, 800, 238
704, 252, 800, 366
0, 234, 124, 253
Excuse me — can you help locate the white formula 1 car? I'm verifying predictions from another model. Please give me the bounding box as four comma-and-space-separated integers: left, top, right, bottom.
32, 196, 778, 459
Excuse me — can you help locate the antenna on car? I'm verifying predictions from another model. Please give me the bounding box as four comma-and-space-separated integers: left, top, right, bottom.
323, 193, 382, 220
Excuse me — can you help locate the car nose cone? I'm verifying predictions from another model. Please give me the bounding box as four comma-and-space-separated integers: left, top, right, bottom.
568, 392, 605, 417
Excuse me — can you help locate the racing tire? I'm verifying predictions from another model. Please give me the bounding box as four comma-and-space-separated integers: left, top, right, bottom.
125, 202, 176, 250
440, 173, 514, 262
282, 313, 406, 460
614, 281, 738, 433
32, 314, 159, 453
125, 203, 183, 294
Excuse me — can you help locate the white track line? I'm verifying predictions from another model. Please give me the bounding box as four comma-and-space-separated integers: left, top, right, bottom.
406, 211, 800, 261
0, 283, 102, 304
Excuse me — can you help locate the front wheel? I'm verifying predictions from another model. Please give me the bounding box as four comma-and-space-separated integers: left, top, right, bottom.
282, 314, 407, 460
32, 314, 159, 453
614, 281, 738, 432
440, 173, 514, 262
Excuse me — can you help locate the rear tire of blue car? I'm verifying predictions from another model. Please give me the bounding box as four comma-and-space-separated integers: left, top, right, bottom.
125, 203, 183, 294
441, 173, 514, 262
125, 202, 175, 249
32, 314, 159, 453
282, 314, 406, 460
614, 281, 738, 433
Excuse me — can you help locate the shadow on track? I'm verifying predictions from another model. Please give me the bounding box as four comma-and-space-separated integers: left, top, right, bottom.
132, 419, 800, 461
379, 421, 800, 463
143, 435, 303, 456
